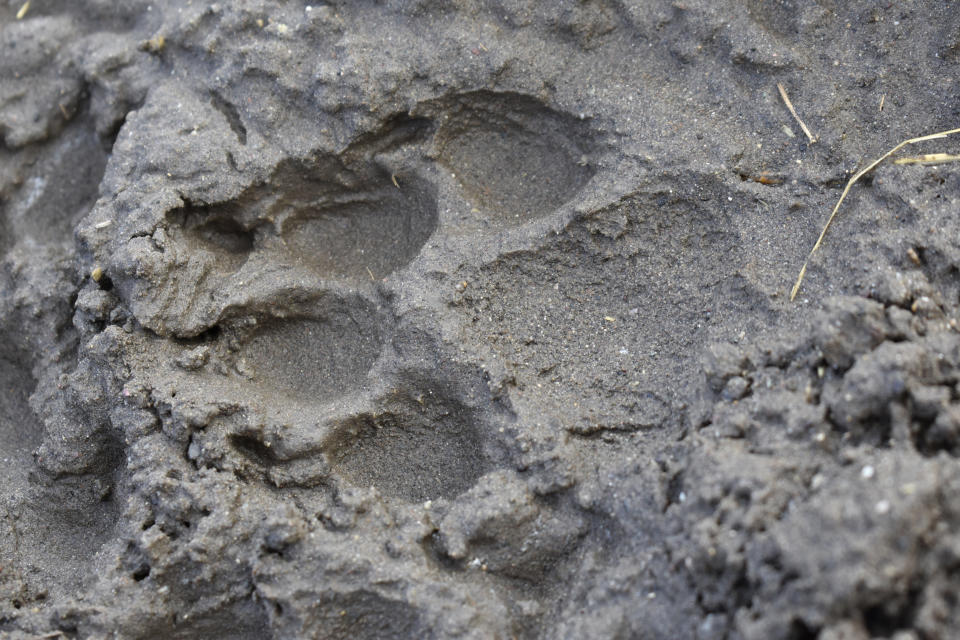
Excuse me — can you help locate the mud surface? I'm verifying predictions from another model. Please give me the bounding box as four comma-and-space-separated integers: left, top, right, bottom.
3, 1, 960, 638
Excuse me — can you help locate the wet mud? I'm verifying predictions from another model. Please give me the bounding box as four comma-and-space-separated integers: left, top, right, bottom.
3, 1, 960, 638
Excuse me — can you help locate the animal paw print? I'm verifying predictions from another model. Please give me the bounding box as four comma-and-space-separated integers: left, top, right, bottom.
178, 158, 439, 284
423, 91, 595, 226
134, 91, 598, 504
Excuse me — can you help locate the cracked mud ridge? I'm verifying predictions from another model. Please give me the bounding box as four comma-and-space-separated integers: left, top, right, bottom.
3, 1, 960, 639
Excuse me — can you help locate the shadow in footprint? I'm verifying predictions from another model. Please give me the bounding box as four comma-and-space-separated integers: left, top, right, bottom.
135, 597, 273, 640
327, 383, 507, 503
0, 344, 44, 472
0, 342, 119, 607
240, 298, 385, 403
304, 591, 428, 640
9, 118, 108, 247
175, 159, 438, 283
181, 210, 257, 273
0, 212, 10, 260
281, 181, 436, 281
431, 91, 596, 226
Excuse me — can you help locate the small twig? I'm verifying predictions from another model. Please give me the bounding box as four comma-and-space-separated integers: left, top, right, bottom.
16, 1, 30, 19
893, 152, 960, 166
365, 266, 376, 281
777, 83, 816, 144
791, 126, 960, 301
879, 94, 886, 112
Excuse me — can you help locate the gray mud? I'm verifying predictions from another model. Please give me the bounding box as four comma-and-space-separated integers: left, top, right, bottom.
3, 1, 960, 638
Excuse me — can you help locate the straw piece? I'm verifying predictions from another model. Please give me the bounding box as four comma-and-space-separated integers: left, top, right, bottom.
791, 126, 960, 301
892, 152, 960, 166
777, 83, 816, 143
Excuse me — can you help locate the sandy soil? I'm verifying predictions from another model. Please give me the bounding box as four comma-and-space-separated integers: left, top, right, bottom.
3, 1, 960, 638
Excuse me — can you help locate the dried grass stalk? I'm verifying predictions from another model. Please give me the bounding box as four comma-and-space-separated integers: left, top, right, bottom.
791, 127, 960, 301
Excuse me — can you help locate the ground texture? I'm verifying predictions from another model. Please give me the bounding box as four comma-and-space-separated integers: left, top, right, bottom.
3, 1, 960, 638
